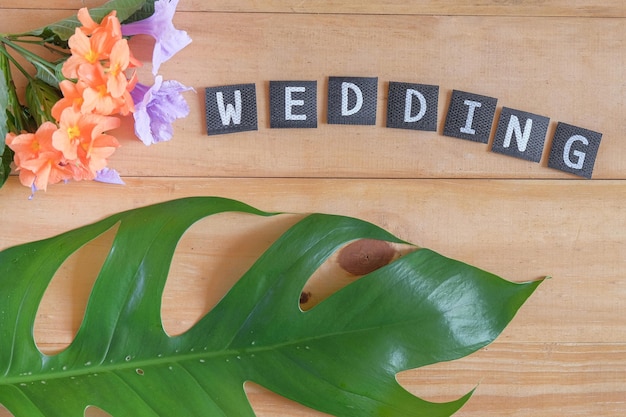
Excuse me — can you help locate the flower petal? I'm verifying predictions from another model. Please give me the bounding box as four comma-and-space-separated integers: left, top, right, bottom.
121, 0, 192, 75
133, 106, 157, 146
131, 75, 194, 146
95, 167, 125, 185
151, 27, 192, 75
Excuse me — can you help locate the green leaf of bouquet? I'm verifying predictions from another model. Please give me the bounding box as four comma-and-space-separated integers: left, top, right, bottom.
0, 44, 36, 134
0, 51, 12, 189
0, 61, 8, 150
25, 79, 62, 125
0, 46, 10, 147
31, 60, 63, 89
30, 0, 149, 42
124, 0, 157, 24
0, 197, 543, 417
0, 145, 12, 188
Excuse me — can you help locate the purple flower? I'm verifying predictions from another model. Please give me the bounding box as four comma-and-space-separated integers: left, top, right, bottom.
95, 168, 125, 185
121, 0, 192, 75
130, 75, 194, 146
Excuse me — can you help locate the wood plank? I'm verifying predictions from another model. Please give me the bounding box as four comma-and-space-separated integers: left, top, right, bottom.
2, 10, 623, 179
4, 0, 625, 17
188, 0, 626, 17
1, 176, 624, 347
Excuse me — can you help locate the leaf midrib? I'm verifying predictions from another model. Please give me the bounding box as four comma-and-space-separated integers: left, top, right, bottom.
3, 307, 450, 387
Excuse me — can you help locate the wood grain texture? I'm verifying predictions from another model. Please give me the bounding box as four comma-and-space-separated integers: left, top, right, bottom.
0, 0, 624, 416
4, 1, 626, 17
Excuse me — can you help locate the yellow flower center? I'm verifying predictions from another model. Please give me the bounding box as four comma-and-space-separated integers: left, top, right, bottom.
85, 49, 99, 64
98, 84, 109, 97
67, 125, 81, 140
110, 63, 121, 77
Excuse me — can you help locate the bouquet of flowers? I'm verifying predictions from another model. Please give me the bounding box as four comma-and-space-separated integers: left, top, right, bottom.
0, 0, 193, 196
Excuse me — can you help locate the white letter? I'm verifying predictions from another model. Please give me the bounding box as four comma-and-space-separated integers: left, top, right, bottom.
285, 86, 307, 121
563, 135, 589, 169
404, 89, 427, 123
460, 100, 482, 134
341, 82, 363, 116
503, 115, 533, 152
216, 90, 242, 125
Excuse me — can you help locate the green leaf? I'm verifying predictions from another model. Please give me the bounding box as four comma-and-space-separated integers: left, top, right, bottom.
25, 79, 62, 125
0, 49, 13, 189
0, 44, 34, 134
31, 59, 63, 89
0, 46, 11, 147
30, 0, 149, 42
124, 0, 158, 24
0, 145, 12, 187
0, 197, 542, 416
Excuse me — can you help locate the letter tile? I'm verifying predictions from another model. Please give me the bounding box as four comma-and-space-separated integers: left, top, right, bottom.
387, 82, 439, 131
269, 81, 317, 129
205, 84, 257, 135
548, 122, 602, 178
327, 77, 378, 125
491, 107, 550, 162
443, 90, 497, 143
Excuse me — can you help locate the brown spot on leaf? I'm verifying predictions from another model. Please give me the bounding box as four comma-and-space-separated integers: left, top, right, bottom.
300, 291, 312, 304
338, 239, 397, 276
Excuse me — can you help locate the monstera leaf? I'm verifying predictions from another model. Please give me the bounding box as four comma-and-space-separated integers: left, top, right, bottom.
0, 197, 542, 417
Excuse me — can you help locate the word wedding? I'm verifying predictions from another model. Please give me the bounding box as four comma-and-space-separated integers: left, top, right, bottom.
205, 77, 602, 178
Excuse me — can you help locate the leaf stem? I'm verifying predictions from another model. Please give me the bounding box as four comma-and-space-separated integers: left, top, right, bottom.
9, 37, 70, 58
0, 38, 33, 81
1, 36, 59, 79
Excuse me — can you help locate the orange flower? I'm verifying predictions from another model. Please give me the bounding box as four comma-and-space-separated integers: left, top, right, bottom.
52, 107, 120, 160
63, 28, 111, 79
5, 122, 72, 191
78, 63, 119, 115
60, 6, 139, 120
52, 108, 88, 160
77, 63, 134, 116
106, 39, 133, 98
63, 8, 140, 80
75, 126, 120, 177
52, 108, 121, 180
51, 80, 87, 121
77, 8, 122, 40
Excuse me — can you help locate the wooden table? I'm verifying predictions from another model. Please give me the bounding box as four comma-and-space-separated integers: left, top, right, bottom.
1, 1, 624, 416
